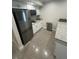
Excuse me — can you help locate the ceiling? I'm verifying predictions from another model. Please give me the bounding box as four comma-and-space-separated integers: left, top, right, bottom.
13, 0, 66, 4
12, 0, 66, 9
13, 0, 57, 4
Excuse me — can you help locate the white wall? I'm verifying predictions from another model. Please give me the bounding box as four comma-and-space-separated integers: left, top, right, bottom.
12, 15, 24, 50
40, 1, 67, 30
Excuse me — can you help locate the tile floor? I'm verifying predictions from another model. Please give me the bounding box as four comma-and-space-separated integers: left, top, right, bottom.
12, 29, 66, 59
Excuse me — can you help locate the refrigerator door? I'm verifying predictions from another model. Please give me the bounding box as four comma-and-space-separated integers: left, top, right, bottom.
12, 8, 33, 45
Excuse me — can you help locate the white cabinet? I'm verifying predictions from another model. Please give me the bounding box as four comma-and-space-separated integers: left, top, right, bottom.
55, 22, 67, 42
32, 20, 42, 34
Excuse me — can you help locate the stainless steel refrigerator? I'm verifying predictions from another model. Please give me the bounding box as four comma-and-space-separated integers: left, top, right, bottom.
12, 8, 33, 45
